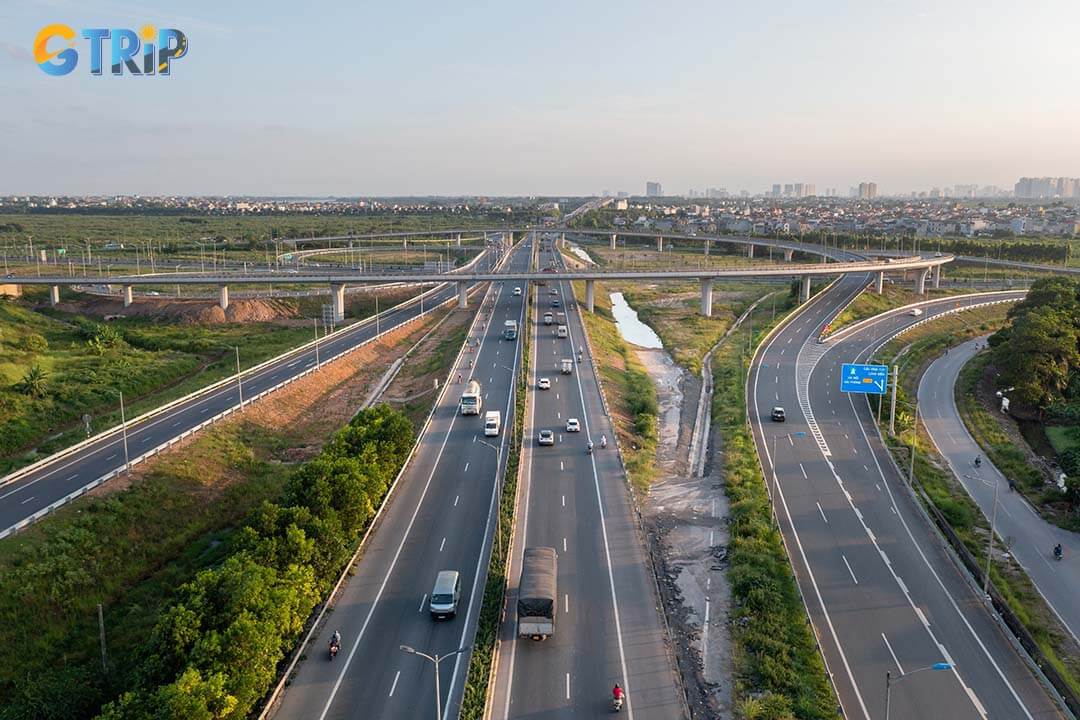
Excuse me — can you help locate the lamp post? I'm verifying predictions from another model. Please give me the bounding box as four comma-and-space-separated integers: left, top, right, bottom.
478, 438, 504, 559
885, 662, 952, 720
398, 644, 470, 720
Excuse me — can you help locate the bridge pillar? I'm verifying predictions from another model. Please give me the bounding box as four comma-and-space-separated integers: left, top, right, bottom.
704, 239, 710, 256
915, 269, 929, 295
875, 271, 884, 294
218, 285, 229, 311
610, 233, 616, 250
457, 281, 467, 309
932, 264, 941, 289
560, 232, 566, 246
331, 283, 345, 321
123, 285, 133, 307
799, 275, 811, 304
700, 278, 714, 317
657, 236, 664, 253
585, 279, 595, 313
784, 248, 794, 262
747, 243, 755, 258
49, 285, 60, 306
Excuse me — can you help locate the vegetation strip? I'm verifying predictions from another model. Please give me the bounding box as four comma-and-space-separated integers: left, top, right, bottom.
867, 302, 1080, 709
727, 286, 839, 719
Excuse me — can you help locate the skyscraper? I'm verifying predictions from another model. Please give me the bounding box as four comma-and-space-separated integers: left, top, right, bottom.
646, 181, 663, 197
772, 184, 781, 198
858, 182, 878, 199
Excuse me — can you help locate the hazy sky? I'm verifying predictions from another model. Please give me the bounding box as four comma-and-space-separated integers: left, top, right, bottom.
2, 0, 1079, 196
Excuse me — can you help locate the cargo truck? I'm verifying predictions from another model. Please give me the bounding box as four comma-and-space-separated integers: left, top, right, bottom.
517, 547, 557, 640
460, 380, 482, 415
503, 320, 518, 340
484, 410, 501, 436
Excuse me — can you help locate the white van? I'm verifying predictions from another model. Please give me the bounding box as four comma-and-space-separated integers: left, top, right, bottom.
556, 325, 568, 338
430, 570, 461, 619
484, 410, 501, 436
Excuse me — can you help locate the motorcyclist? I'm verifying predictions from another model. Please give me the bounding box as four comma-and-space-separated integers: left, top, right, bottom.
587, 440, 594, 454
600, 435, 607, 449
1054, 543, 1063, 560
331, 630, 341, 648
974, 455, 981, 468
612, 683, 624, 701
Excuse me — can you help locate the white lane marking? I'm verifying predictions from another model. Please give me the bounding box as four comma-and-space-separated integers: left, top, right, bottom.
882, 633, 904, 673
565, 673, 570, 700
816, 501, 828, 523
20, 496, 34, 504
842, 554, 859, 584
562, 495, 565, 507
389, 670, 401, 697
170, 420, 181, 428
464, 462, 469, 472
788, 435, 794, 446
454, 495, 459, 507
418, 594, 428, 612
563, 537, 567, 552
564, 594, 569, 614
105, 453, 117, 460
799, 463, 807, 479
560, 461, 564, 471
201, 407, 209, 413
286, 360, 300, 369
702, 597, 711, 678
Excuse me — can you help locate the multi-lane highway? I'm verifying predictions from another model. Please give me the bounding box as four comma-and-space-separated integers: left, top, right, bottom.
0, 252, 501, 537
489, 243, 684, 718
269, 239, 532, 720
749, 281, 1060, 720
920, 337, 1080, 643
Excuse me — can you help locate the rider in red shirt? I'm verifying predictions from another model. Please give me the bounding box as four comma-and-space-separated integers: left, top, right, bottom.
612, 683, 624, 700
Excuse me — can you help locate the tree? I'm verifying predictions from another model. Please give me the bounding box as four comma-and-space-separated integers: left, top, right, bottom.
996, 306, 1080, 409
15, 364, 49, 398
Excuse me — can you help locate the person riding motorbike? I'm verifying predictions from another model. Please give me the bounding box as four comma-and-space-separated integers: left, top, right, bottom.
612, 683, 625, 710
329, 629, 341, 659
1055, 543, 1064, 561
974, 455, 981, 468
587, 440, 594, 454
600, 435, 607, 449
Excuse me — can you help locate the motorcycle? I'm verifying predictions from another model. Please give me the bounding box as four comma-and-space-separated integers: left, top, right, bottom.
600, 436, 607, 449
611, 696, 624, 712
1054, 545, 1064, 562
329, 641, 340, 660
587, 442, 594, 455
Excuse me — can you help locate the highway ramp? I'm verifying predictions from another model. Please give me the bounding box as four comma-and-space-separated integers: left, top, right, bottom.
749, 281, 1059, 720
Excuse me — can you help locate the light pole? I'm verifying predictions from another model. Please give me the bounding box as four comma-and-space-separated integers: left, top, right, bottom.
977, 467, 1000, 602
885, 662, 952, 720
118, 391, 131, 473
235, 347, 244, 409
313, 318, 321, 370
478, 438, 504, 559
398, 644, 470, 720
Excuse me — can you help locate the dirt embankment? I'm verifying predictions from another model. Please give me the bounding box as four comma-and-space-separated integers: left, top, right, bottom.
53, 296, 302, 324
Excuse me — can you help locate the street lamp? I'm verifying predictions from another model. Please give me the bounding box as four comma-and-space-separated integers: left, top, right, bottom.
885, 662, 952, 720
398, 644, 470, 720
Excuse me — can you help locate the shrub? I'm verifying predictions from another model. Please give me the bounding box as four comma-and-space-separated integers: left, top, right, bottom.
18, 332, 48, 352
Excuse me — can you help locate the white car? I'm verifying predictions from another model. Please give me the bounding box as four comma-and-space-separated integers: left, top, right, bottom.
908, 308, 924, 317
566, 418, 580, 432
513, 287, 522, 296
538, 429, 555, 446
538, 377, 551, 390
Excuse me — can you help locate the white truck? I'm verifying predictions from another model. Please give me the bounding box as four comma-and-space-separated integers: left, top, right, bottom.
556, 325, 568, 339
460, 380, 482, 415
484, 410, 501, 436
560, 358, 573, 374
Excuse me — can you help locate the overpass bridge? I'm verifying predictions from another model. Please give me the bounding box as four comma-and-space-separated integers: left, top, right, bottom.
16, 249, 951, 320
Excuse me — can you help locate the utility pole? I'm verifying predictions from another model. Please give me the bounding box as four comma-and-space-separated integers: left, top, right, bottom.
983, 478, 999, 602
119, 391, 130, 473
98, 603, 108, 674
235, 347, 244, 409
889, 365, 898, 436
314, 318, 321, 370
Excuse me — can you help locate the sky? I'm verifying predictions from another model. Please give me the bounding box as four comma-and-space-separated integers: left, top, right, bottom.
1, 0, 1079, 197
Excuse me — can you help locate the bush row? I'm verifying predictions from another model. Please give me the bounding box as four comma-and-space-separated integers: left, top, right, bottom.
713, 309, 838, 720
94, 404, 414, 720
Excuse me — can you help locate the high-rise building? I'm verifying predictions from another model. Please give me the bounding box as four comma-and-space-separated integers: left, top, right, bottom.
805, 183, 816, 197
646, 181, 663, 197
793, 183, 804, 198
771, 184, 781, 198
783, 183, 794, 198
1015, 177, 1080, 199
858, 182, 878, 199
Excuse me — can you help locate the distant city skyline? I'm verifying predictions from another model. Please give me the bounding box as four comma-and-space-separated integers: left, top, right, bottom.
2, 1, 1079, 196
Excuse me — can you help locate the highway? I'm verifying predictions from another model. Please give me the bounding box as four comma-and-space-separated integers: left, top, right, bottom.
268, 239, 532, 720
489, 243, 684, 718
920, 337, 1080, 643
0, 266, 495, 538
748, 280, 1061, 720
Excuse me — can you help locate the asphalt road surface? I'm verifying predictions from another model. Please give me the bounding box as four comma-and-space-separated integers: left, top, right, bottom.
748, 279, 1061, 720
0, 270, 489, 536
270, 241, 531, 720
489, 244, 685, 719
920, 337, 1080, 643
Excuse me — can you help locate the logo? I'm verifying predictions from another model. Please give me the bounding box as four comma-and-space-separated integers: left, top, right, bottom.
34, 24, 188, 76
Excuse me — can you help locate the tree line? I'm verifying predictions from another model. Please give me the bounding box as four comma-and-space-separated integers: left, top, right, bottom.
95, 404, 414, 719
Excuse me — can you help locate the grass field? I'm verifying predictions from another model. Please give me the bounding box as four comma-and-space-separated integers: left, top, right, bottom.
1045, 426, 1080, 455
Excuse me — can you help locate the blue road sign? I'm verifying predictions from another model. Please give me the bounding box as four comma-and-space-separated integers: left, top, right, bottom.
840, 363, 889, 394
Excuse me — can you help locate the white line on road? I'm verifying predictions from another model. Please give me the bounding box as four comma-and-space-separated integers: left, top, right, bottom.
565, 673, 570, 700
799, 463, 807, 479
562, 495, 565, 507
105, 453, 117, 460
817, 502, 828, 523
464, 462, 469, 472
560, 461, 564, 471
201, 407, 209, 413
563, 537, 567, 552
882, 633, 904, 674
418, 594, 428, 612
564, 594, 569, 614
389, 670, 401, 697
20, 496, 34, 504
454, 495, 459, 507
842, 554, 858, 584
702, 598, 711, 678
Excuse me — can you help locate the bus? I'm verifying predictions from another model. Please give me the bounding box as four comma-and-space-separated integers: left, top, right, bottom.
460, 379, 482, 415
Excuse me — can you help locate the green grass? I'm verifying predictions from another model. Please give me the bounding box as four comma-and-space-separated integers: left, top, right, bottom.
826, 283, 964, 335
572, 282, 659, 491
1045, 426, 1080, 455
